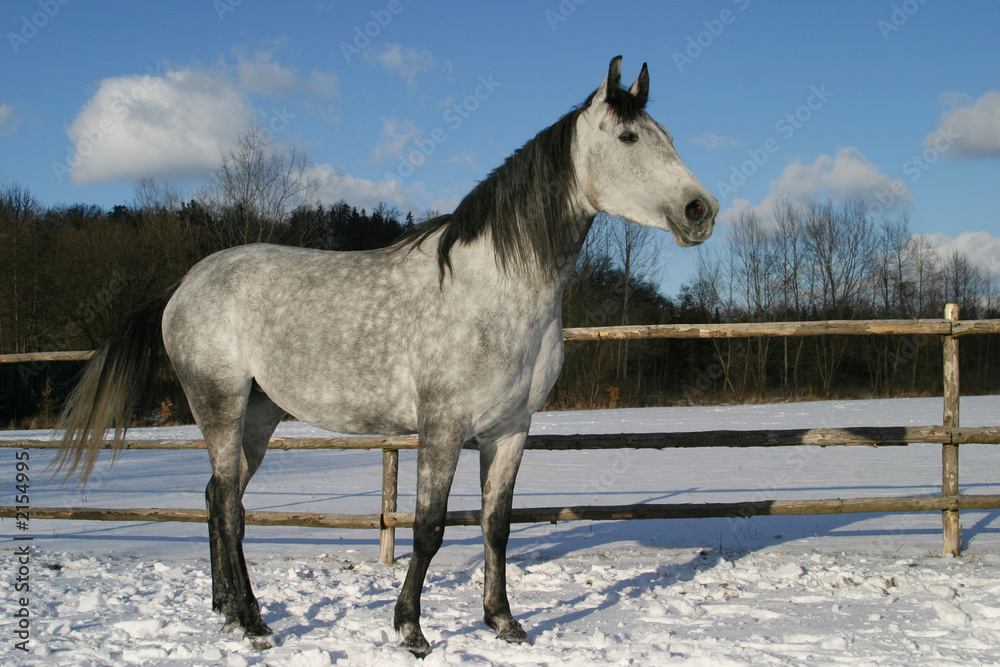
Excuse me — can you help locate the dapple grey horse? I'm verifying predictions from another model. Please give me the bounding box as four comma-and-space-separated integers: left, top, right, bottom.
55, 56, 716, 656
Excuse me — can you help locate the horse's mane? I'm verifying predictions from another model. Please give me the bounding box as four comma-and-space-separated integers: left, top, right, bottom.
400, 79, 648, 281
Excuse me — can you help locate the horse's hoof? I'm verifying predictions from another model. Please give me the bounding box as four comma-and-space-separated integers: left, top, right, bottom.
496, 621, 528, 644
397, 636, 432, 658
487, 615, 528, 644
244, 621, 273, 650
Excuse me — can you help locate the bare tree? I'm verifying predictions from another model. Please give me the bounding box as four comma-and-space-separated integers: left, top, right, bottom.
942, 247, 986, 316
729, 209, 774, 319
417, 209, 441, 224
595, 214, 661, 386
597, 215, 660, 322
771, 197, 807, 396
863, 213, 914, 394
905, 233, 943, 318
690, 248, 723, 319
198, 119, 319, 249
133, 177, 182, 214
688, 248, 740, 396
803, 199, 876, 317
771, 197, 804, 318
802, 200, 878, 395
728, 209, 776, 396
869, 213, 911, 318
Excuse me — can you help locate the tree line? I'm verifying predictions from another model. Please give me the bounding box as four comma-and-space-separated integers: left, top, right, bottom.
671, 199, 1000, 402
2, 131, 998, 426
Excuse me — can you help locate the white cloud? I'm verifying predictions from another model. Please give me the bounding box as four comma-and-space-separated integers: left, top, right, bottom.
368, 44, 438, 88
235, 49, 338, 99
0, 103, 23, 135
691, 132, 741, 150
309, 162, 418, 213
59, 47, 341, 187
63, 67, 253, 185
773, 147, 902, 202
373, 118, 420, 163
724, 147, 908, 223
927, 90, 1000, 158
926, 231, 1000, 275
304, 70, 339, 99
236, 50, 300, 96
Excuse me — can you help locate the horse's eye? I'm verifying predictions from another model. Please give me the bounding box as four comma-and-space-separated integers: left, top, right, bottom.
619, 131, 639, 144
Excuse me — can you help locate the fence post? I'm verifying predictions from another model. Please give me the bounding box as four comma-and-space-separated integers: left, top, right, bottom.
380, 448, 399, 565
942, 303, 961, 557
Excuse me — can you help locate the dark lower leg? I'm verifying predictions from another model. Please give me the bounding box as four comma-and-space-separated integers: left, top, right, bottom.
393, 433, 463, 656
206, 476, 271, 641
207, 479, 237, 626
479, 432, 527, 643
394, 509, 446, 656
481, 506, 527, 642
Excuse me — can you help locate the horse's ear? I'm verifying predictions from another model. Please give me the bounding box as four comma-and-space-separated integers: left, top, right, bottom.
629, 63, 649, 108
598, 55, 623, 101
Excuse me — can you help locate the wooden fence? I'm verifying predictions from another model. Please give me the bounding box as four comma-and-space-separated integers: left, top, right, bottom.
3, 304, 1000, 564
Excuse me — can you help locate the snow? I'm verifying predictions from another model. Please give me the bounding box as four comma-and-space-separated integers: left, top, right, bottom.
4, 396, 1000, 665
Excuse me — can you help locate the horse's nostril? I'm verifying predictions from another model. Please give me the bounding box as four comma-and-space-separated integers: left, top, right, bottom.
685, 199, 709, 223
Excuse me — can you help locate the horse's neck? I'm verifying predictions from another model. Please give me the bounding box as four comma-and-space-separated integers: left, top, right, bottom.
503, 211, 596, 309
549, 214, 597, 291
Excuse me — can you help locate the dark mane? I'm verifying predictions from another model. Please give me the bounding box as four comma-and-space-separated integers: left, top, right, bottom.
400, 79, 648, 281
400, 106, 583, 280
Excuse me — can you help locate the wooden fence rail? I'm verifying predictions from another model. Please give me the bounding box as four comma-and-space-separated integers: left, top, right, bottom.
6, 493, 1000, 529
5, 314, 1000, 366
2, 305, 999, 562
5, 425, 1000, 453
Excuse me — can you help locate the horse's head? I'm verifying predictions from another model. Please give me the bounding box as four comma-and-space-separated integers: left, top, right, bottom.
575, 56, 716, 247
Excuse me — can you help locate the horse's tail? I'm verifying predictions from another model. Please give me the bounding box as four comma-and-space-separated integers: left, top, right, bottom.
52, 283, 180, 487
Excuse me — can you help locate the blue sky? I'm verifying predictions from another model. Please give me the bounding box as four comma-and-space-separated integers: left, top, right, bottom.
2, 0, 998, 295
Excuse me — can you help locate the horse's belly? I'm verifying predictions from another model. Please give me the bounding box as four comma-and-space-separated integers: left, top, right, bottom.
256, 362, 419, 436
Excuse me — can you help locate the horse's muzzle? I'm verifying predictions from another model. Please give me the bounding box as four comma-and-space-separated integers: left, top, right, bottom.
675, 196, 716, 246
685, 198, 713, 225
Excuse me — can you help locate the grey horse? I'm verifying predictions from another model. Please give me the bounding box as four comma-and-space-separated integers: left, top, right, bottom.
55, 56, 716, 656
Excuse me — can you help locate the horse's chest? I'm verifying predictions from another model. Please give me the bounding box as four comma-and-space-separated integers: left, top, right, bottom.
479, 314, 564, 408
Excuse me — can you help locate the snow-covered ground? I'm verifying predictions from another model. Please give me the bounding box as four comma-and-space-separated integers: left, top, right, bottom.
3, 397, 1000, 665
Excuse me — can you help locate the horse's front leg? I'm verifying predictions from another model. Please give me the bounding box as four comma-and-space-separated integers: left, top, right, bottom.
478, 425, 529, 644
394, 424, 465, 657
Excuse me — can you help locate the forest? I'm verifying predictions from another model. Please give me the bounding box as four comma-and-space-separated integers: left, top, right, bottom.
2, 125, 999, 427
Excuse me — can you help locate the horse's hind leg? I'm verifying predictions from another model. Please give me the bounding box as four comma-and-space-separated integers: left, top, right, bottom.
196, 379, 283, 648
478, 426, 529, 643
